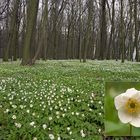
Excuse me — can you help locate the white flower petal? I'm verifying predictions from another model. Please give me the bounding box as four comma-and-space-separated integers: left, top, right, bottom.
114, 94, 127, 110
118, 110, 132, 123
131, 92, 140, 101
124, 88, 138, 98
130, 116, 140, 127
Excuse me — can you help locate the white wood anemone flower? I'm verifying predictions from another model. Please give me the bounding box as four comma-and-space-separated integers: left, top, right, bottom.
114, 88, 140, 127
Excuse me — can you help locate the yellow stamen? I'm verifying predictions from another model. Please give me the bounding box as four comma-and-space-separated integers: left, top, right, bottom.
125, 98, 140, 113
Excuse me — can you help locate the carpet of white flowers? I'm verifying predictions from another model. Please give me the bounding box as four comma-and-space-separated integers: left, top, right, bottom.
0, 60, 140, 140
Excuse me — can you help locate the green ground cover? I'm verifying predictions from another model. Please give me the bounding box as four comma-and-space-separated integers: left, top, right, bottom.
0, 60, 140, 140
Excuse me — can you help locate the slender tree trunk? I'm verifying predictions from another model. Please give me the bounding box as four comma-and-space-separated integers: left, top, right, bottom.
83, 0, 92, 62
32, 0, 48, 63
128, 0, 133, 61
120, 0, 125, 63
134, 0, 139, 62
99, 0, 107, 60
3, 0, 10, 61
66, 28, 70, 59
106, 0, 115, 60
66, 14, 71, 59
12, 0, 20, 61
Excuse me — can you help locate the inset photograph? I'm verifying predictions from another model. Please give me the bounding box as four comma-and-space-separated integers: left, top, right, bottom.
105, 82, 140, 136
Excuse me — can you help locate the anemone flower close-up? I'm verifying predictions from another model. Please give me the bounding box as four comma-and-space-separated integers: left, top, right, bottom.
114, 88, 140, 128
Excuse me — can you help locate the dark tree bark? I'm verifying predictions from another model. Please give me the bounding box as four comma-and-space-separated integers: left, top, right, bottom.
3, 0, 10, 61
99, 0, 107, 60
120, 0, 125, 63
83, 0, 93, 62
106, 0, 115, 60
21, 0, 39, 65
128, 0, 133, 61
134, 0, 139, 62
32, 0, 48, 63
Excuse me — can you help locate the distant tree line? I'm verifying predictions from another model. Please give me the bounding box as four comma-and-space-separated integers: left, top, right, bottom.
0, 0, 140, 65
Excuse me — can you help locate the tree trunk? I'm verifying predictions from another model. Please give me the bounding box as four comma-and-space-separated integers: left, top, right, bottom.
120, 0, 125, 63
32, 0, 48, 64
106, 0, 115, 60
3, 0, 10, 61
99, 0, 107, 60
134, 0, 139, 62
21, 0, 39, 65
83, 0, 93, 62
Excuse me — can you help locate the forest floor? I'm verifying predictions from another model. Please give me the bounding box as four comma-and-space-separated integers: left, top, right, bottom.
0, 60, 140, 140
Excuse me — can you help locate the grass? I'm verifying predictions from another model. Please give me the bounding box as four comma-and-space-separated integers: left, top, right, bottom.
0, 60, 140, 140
